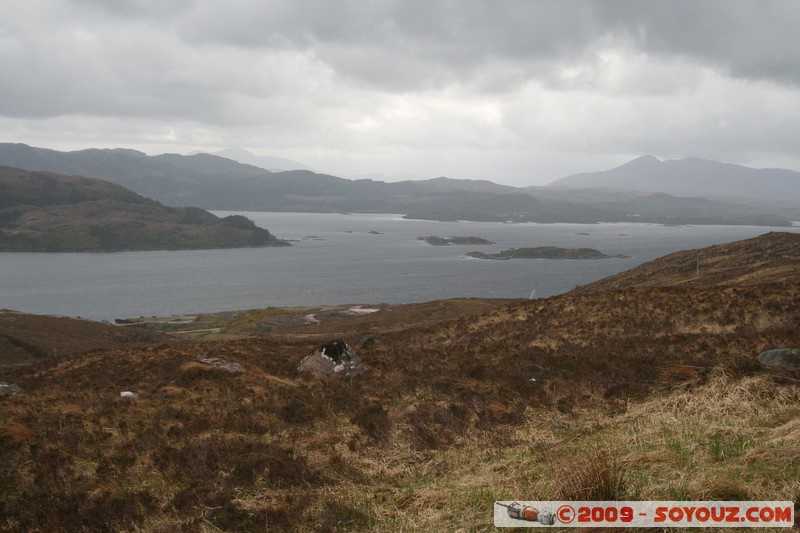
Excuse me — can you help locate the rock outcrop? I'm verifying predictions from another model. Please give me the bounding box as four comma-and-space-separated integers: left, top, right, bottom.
297, 339, 364, 377
0, 383, 22, 398
758, 349, 800, 370
195, 354, 247, 374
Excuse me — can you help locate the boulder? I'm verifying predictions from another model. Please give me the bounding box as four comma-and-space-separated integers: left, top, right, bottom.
357, 335, 382, 349
757, 348, 800, 369
297, 339, 364, 377
0, 383, 23, 398
195, 354, 246, 374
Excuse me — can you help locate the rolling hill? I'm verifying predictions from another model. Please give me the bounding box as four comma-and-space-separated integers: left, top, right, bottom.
204, 148, 314, 172
0, 143, 269, 200
571, 231, 800, 293
0, 166, 288, 251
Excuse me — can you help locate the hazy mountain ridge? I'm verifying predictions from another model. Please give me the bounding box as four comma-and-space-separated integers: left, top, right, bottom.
0, 143, 795, 226
0, 143, 270, 199
0, 166, 287, 251
202, 148, 314, 172
549, 154, 800, 200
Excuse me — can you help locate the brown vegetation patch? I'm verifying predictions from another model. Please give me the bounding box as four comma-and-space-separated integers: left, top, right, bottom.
573, 231, 800, 293
0, 421, 35, 444
0, 309, 176, 366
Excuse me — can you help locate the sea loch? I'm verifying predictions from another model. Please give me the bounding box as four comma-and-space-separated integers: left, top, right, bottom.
1, 212, 797, 321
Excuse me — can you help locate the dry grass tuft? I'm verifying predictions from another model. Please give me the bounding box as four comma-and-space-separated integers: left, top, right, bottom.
744, 417, 800, 465
639, 370, 800, 418
767, 417, 800, 443
688, 471, 753, 501
555, 448, 628, 501
658, 364, 701, 385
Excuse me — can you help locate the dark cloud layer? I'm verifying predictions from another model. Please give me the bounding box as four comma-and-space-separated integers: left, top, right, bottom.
1, 0, 798, 183
172, 0, 800, 88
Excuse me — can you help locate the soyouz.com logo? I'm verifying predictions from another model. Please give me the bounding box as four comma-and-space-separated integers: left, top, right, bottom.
493, 501, 795, 528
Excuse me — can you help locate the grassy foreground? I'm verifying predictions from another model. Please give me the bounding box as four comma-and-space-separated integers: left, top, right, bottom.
1, 340, 798, 531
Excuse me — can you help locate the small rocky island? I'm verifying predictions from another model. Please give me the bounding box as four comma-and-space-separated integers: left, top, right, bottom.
419, 235, 495, 246
466, 246, 628, 260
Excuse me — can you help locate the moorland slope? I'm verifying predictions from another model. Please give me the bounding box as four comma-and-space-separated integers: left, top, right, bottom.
572, 231, 800, 293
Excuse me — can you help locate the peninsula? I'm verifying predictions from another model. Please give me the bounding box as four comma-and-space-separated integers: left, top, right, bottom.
0, 166, 288, 251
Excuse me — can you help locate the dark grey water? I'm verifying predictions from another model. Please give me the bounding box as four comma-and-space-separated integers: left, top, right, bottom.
1, 212, 797, 321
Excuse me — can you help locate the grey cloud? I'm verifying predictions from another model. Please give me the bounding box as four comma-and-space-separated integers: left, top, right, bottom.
173, 0, 800, 90
592, 0, 800, 85
9, 0, 797, 117
175, 0, 603, 90
66, 0, 195, 20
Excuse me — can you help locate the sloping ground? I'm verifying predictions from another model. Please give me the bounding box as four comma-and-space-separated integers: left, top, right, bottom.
0, 310, 178, 366
572, 231, 800, 293
2, 280, 798, 530
0, 166, 286, 251
1, 233, 799, 530
125, 299, 521, 341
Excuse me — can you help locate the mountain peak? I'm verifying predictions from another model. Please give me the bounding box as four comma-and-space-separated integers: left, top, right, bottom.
214, 148, 256, 158
621, 154, 660, 168
207, 148, 312, 172
548, 155, 800, 200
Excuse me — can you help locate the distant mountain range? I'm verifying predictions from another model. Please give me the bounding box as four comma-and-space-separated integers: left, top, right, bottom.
0, 143, 796, 226
0, 143, 268, 201
198, 148, 314, 172
548, 155, 800, 201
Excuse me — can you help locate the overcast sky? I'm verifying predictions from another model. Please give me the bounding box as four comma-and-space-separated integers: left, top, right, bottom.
2, 0, 799, 186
